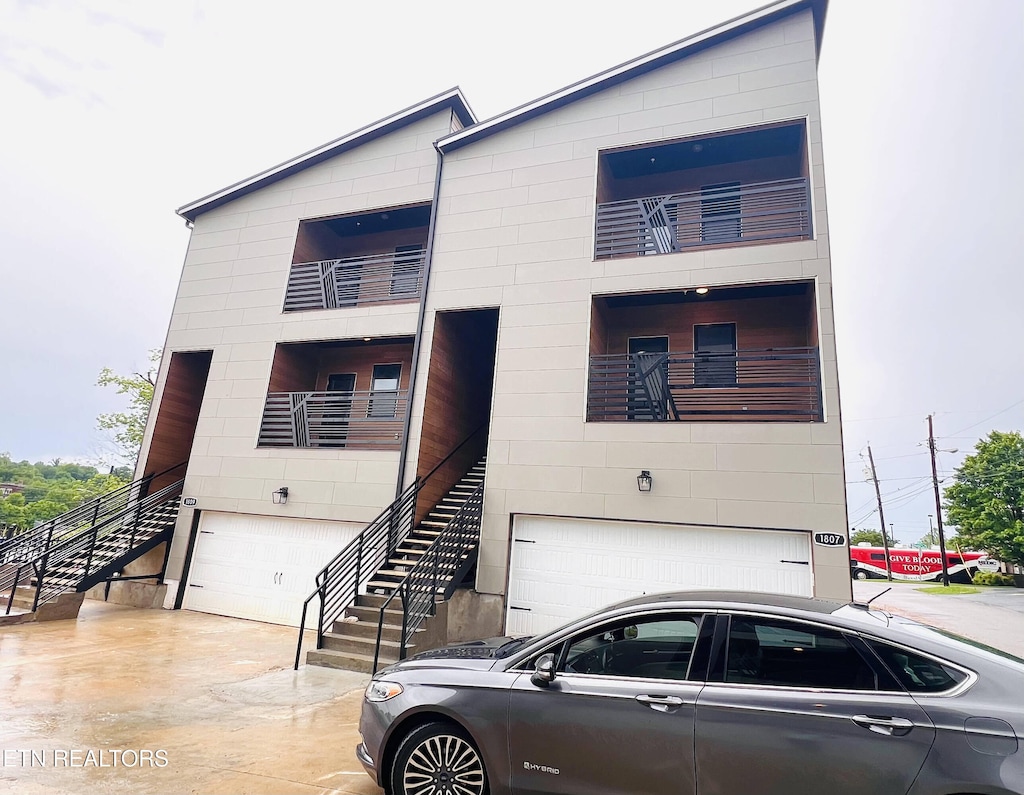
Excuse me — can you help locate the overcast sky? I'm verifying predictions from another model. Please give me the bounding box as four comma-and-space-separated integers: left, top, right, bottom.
1, 0, 1022, 545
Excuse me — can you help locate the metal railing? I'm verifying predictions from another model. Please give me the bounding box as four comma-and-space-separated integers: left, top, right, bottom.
371, 480, 484, 673
587, 347, 822, 422
0, 462, 184, 574
3, 478, 183, 615
595, 177, 811, 259
257, 390, 408, 449
294, 425, 487, 669
284, 248, 425, 312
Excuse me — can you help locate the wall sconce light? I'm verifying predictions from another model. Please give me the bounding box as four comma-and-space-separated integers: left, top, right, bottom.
271, 486, 289, 505
637, 470, 653, 492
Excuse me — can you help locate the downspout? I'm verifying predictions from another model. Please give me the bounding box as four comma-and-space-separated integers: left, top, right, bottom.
394, 138, 446, 499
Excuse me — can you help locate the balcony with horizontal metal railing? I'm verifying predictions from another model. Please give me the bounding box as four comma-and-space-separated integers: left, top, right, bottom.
595, 178, 811, 260
587, 347, 822, 422
283, 248, 425, 312
257, 390, 409, 449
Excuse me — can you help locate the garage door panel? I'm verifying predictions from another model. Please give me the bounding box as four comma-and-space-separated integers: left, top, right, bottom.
508, 516, 812, 636
183, 512, 361, 627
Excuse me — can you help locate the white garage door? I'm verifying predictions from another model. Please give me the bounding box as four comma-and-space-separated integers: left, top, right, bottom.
507, 516, 812, 635
183, 512, 362, 627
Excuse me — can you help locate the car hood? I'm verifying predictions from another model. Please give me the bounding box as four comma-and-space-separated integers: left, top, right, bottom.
410, 636, 522, 660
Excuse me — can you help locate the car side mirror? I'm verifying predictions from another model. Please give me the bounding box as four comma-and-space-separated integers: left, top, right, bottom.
531, 653, 556, 688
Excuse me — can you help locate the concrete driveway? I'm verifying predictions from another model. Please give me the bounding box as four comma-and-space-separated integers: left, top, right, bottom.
0, 600, 379, 795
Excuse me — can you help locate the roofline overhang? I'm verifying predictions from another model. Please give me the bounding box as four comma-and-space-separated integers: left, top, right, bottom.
176, 87, 476, 223
438, 0, 826, 154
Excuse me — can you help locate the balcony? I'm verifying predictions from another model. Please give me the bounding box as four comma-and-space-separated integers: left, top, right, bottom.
258, 389, 408, 449
587, 347, 822, 422
284, 203, 430, 313
595, 178, 811, 260
258, 337, 414, 450
588, 281, 822, 423
284, 248, 425, 312
595, 121, 811, 260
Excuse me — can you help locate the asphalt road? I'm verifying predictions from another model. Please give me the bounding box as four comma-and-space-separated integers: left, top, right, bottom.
852, 580, 1024, 657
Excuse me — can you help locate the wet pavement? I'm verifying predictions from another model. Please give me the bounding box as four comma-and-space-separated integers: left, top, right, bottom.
0, 600, 380, 795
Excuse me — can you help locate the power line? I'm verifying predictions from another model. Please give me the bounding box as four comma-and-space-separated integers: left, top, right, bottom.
941, 397, 1024, 440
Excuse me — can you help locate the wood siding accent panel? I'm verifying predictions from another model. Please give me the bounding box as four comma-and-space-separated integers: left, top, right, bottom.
144, 350, 213, 490
415, 310, 498, 524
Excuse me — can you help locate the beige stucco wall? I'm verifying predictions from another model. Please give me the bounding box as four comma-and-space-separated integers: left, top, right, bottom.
407, 9, 850, 602
141, 110, 454, 584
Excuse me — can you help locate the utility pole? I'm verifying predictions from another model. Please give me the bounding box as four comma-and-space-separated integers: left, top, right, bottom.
866, 445, 893, 581
927, 414, 950, 587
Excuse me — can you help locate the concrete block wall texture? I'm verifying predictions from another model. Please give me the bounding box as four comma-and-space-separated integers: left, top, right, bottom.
401, 8, 850, 600
144, 110, 455, 584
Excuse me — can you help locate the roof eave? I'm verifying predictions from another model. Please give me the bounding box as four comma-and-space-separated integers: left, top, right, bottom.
177, 87, 476, 223
438, 0, 826, 154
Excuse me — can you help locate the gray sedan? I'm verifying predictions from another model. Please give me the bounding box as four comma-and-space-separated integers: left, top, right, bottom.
357, 590, 1024, 795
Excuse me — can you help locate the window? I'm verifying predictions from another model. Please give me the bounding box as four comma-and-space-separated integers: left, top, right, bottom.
694, 323, 737, 388
367, 363, 401, 418
724, 616, 879, 690
866, 640, 968, 693
563, 615, 702, 680
870, 553, 886, 561
390, 245, 421, 297
700, 181, 741, 243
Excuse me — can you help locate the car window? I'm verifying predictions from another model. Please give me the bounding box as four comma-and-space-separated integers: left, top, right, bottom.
866, 640, 968, 693
563, 615, 702, 681
724, 616, 879, 690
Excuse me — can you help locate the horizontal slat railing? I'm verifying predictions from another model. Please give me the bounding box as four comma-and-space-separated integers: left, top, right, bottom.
372, 480, 484, 673
258, 390, 408, 449
588, 347, 822, 422
284, 249, 425, 312
595, 178, 811, 259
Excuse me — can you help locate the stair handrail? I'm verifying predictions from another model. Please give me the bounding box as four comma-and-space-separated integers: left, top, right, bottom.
0, 461, 186, 564
28, 479, 184, 612
3, 478, 184, 614
370, 479, 484, 673
293, 425, 487, 670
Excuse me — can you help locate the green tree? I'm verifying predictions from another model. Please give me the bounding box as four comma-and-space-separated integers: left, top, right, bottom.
944, 430, 1024, 567
850, 528, 898, 546
97, 349, 160, 464
0, 454, 128, 532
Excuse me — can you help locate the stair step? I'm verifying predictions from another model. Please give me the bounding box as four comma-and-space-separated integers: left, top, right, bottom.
306, 648, 400, 674
347, 604, 404, 623
329, 619, 405, 642
321, 632, 404, 656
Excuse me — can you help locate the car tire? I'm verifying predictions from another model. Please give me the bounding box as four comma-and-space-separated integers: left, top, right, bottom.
390, 721, 488, 795
854, 570, 869, 580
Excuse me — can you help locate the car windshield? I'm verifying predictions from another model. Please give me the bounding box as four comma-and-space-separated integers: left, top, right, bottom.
494, 637, 533, 659
888, 614, 1024, 670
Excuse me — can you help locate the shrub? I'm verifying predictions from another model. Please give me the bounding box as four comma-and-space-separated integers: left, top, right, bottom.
972, 571, 1016, 586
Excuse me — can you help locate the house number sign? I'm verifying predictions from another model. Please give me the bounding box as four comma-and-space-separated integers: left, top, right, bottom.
181, 497, 198, 507
813, 532, 845, 547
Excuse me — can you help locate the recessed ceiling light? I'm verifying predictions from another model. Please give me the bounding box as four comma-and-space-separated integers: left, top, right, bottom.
695, 287, 709, 295
363, 337, 372, 342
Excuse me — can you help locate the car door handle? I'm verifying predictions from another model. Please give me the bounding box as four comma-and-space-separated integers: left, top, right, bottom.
852, 715, 915, 736
636, 695, 685, 712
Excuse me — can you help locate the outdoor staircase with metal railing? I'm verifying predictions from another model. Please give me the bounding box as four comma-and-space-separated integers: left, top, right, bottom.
305, 459, 484, 672
1, 464, 185, 622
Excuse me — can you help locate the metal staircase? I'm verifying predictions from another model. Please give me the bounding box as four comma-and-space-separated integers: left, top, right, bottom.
295, 429, 487, 673
1, 465, 185, 619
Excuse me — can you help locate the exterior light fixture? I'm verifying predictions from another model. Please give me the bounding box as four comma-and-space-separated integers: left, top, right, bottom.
271, 487, 289, 505
363, 337, 372, 342
637, 470, 653, 492
695, 287, 710, 295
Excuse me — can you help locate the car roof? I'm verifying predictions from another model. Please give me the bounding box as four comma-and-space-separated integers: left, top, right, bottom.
602, 590, 849, 615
